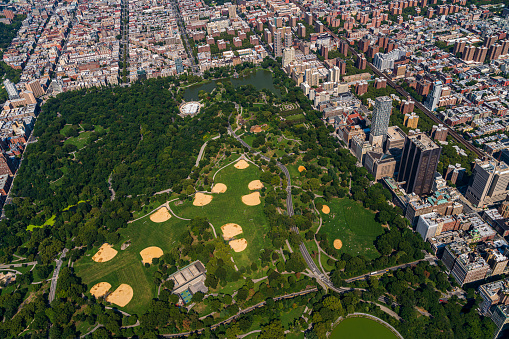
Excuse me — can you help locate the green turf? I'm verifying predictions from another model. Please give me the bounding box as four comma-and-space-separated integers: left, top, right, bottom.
317, 198, 383, 260
281, 305, 306, 329
74, 215, 189, 314
27, 215, 56, 231
64, 131, 93, 149
330, 317, 398, 339
242, 134, 257, 147
171, 162, 271, 268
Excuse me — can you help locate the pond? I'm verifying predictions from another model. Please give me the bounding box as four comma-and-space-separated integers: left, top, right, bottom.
330, 317, 399, 339
182, 69, 280, 101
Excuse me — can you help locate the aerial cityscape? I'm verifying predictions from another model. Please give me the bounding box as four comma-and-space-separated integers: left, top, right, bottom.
2, 0, 509, 338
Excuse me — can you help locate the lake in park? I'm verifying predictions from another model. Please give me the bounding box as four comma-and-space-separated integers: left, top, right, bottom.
182, 69, 280, 101
330, 317, 399, 339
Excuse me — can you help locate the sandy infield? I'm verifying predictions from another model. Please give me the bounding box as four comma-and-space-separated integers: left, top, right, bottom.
234, 159, 249, 169
242, 192, 261, 206
106, 284, 133, 307
248, 180, 264, 190
150, 207, 172, 222
334, 239, 343, 250
90, 282, 111, 298
221, 223, 243, 240
211, 183, 227, 193
298, 166, 306, 172
193, 192, 213, 206
322, 205, 330, 214
229, 238, 247, 252
92, 243, 118, 263
140, 246, 164, 264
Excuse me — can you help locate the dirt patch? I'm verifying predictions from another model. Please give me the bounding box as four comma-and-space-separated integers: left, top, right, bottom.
248, 180, 264, 190
90, 282, 111, 298
242, 192, 261, 206
250, 124, 267, 133
229, 238, 247, 252
211, 183, 227, 193
221, 223, 243, 240
106, 284, 133, 307
193, 192, 213, 206
298, 166, 306, 172
92, 243, 118, 263
140, 246, 164, 264
234, 159, 249, 169
121, 241, 131, 250
334, 239, 343, 250
150, 207, 172, 222
322, 205, 330, 214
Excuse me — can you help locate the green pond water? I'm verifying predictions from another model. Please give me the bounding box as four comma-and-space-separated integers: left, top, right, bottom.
330, 317, 399, 339
182, 69, 280, 101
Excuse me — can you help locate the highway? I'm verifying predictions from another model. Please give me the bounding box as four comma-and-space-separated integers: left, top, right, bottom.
289, 0, 484, 159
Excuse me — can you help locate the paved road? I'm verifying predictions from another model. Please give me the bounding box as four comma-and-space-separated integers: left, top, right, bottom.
344, 255, 437, 283
227, 108, 350, 294
49, 248, 69, 303
195, 135, 220, 167
0, 261, 37, 269
161, 287, 318, 338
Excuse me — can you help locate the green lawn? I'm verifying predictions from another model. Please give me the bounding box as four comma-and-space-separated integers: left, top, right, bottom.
317, 198, 383, 260
27, 215, 56, 231
242, 134, 257, 147
74, 214, 189, 315
330, 316, 398, 339
64, 131, 93, 149
281, 305, 306, 329
171, 162, 272, 269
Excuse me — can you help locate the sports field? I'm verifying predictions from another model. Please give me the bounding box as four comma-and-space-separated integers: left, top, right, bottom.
74, 214, 189, 314
317, 198, 383, 260
171, 159, 271, 268
330, 317, 398, 339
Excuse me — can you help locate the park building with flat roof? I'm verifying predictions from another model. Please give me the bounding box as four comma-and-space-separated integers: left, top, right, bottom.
167, 260, 208, 303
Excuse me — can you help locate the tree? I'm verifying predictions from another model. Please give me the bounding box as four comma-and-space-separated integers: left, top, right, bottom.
259, 319, 284, 339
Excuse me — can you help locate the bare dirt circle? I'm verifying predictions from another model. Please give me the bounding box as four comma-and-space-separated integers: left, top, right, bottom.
211, 183, 227, 193
90, 282, 111, 298
298, 166, 306, 172
248, 180, 264, 190
92, 243, 118, 263
193, 192, 213, 206
150, 207, 172, 222
221, 223, 243, 240
334, 239, 343, 250
106, 284, 133, 307
242, 192, 261, 206
234, 159, 249, 169
322, 205, 330, 214
229, 238, 248, 252
140, 246, 164, 264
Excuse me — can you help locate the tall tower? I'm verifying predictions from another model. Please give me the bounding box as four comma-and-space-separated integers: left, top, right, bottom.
369, 96, 393, 147
274, 31, 283, 57
284, 32, 292, 48
397, 131, 441, 195
465, 159, 509, 208
424, 81, 442, 111
282, 47, 295, 67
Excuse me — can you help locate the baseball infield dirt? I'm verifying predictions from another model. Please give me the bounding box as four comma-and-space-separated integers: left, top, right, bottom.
322, 205, 330, 214
92, 243, 118, 263
150, 207, 172, 222
334, 239, 343, 250
229, 238, 247, 252
221, 223, 243, 240
211, 183, 227, 193
234, 159, 249, 169
90, 282, 111, 298
140, 246, 164, 264
241, 192, 261, 206
193, 192, 213, 206
248, 180, 264, 190
106, 284, 133, 307
298, 166, 306, 172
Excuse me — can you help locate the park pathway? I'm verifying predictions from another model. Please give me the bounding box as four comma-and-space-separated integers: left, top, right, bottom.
49, 248, 68, 303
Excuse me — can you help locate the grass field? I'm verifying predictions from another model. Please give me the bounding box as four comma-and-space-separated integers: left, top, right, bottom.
171, 161, 271, 269
330, 316, 398, 339
74, 214, 189, 314
317, 198, 383, 260
27, 215, 56, 231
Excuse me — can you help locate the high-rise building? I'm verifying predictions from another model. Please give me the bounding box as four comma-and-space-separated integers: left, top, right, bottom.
282, 47, 295, 67
273, 31, 282, 57
3, 79, 19, 100
431, 124, 448, 141
465, 159, 509, 208
370, 96, 392, 137
491, 305, 509, 339
284, 32, 292, 48
297, 23, 306, 38
403, 113, 419, 129
25, 79, 44, 97
424, 81, 442, 111
328, 66, 341, 83
175, 58, 184, 74
397, 131, 441, 195
228, 5, 237, 19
